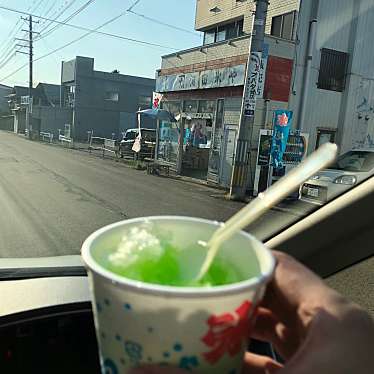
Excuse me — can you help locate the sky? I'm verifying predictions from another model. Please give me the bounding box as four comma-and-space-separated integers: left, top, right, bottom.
0, 0, 202, 87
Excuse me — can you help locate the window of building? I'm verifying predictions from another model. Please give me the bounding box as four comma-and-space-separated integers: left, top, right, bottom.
271, 11, 296, 40
198, 100, 216, 113
317, 48, 349, 92
138, 95, 152, 108
183, 100, 198, 113
161, 101, 181, 115
104, 91, 119, 102
216, 25, 227, 42
203, 29, 215, 45
203, 19, 244, 45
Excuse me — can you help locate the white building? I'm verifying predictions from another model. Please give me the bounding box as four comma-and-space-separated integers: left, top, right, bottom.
290, 0, 374, 152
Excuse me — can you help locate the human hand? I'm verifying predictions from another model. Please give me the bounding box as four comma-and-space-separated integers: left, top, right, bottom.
245, 251, 374, 374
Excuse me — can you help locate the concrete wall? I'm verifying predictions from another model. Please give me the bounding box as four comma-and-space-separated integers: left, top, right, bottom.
289, 0, 374, 153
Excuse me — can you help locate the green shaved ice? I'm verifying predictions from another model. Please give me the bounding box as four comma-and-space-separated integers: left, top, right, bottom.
104, 242, 246, 287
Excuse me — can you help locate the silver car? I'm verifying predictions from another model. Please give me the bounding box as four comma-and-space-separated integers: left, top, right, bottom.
300, 149, 374, 205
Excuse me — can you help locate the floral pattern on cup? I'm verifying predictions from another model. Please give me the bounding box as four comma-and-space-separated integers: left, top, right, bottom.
201, 300, 252, 364
103, 358, 118, 374
124, 340, 143, 365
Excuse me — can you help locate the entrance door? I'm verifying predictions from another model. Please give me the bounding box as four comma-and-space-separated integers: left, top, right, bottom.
220, 125, 237, 188
207, 99, 224, 183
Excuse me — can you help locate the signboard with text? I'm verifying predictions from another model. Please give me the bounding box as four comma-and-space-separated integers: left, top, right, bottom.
156, 64, 246, 92
243, 52, 262, 116
257, 43, 269, 99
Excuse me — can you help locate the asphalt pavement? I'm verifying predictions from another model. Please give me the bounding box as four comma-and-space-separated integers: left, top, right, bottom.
0, 131, 300, 258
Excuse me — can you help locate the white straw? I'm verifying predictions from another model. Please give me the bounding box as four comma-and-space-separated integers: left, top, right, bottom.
196, 142, 338, 280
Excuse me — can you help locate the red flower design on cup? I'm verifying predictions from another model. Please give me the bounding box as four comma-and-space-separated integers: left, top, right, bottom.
201, 300, 253, 364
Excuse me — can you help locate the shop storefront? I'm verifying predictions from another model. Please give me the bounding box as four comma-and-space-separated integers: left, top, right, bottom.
157, 97, 228, 184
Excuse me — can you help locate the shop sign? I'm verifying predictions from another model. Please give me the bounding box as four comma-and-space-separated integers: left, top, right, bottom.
156, 64, 246, 92
243, 52, 262, 116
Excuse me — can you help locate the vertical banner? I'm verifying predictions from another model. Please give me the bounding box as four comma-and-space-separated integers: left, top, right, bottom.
257, 43, 269, 98
132, 113, 142, 153
271, 110, 293, 168
243, 52, 262, 116
152, 92, 163, 109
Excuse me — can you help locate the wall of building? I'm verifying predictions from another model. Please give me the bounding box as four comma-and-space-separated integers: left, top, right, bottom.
66, 57, 156, 140
289, 0, 374, 153
195, 0, 253, 32
195, 0, 299, 35
14, 110, 26, 134
0, 115, 14, 131
265, 0, 300, 34
33, 106, 72, 139
161, 34, 294, 72
0, 85, 11, 114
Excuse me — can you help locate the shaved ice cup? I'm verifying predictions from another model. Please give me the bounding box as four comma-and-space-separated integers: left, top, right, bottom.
81, 216, 275, 373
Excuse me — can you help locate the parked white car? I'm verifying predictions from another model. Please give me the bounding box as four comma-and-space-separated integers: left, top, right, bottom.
300, 149, 374, 205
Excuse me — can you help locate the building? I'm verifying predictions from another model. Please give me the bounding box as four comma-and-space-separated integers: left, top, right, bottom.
0, 83, 12, 114
61, 56, 156, 140
155, 0, 300, 189
289, 0, 374, 152
7, 85, 32, 134
7, 84, 71, 137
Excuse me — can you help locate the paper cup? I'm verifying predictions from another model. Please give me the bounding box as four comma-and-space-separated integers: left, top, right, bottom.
81, 216, 275, 373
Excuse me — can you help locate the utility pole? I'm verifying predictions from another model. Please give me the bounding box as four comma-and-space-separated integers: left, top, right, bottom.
16, 15, 39, 138
229, 0, 269, 199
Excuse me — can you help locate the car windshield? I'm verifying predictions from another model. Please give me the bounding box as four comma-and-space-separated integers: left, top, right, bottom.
0, 0, 373, 271
329, 151, 374, 172
125, 131, 138, 140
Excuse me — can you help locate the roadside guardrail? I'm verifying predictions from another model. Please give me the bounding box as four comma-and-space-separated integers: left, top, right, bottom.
88, 136, 119, 159
40, 131, 54, 143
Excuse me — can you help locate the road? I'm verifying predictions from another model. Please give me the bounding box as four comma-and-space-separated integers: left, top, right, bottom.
0, 131, 299, 258
1, 131, 373, 316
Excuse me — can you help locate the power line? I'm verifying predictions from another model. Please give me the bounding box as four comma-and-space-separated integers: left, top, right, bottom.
0, 8, 177, 83
36, 0, 83, 38
0, 5, 179, 50
0, 0, 47, 66
0, 52, 16, 70
127, 10, 201, 37
127, 0, 142, 12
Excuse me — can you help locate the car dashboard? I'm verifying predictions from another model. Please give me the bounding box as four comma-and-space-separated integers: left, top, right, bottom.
0, 276, 101, 373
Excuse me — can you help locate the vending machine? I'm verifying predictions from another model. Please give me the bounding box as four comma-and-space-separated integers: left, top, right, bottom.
253, 129, 309, 196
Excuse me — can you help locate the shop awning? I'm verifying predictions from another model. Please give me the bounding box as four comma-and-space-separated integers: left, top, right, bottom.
137, 108, 177, 122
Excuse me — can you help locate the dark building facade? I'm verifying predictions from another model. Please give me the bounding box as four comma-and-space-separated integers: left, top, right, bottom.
61, 56, 156, 140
